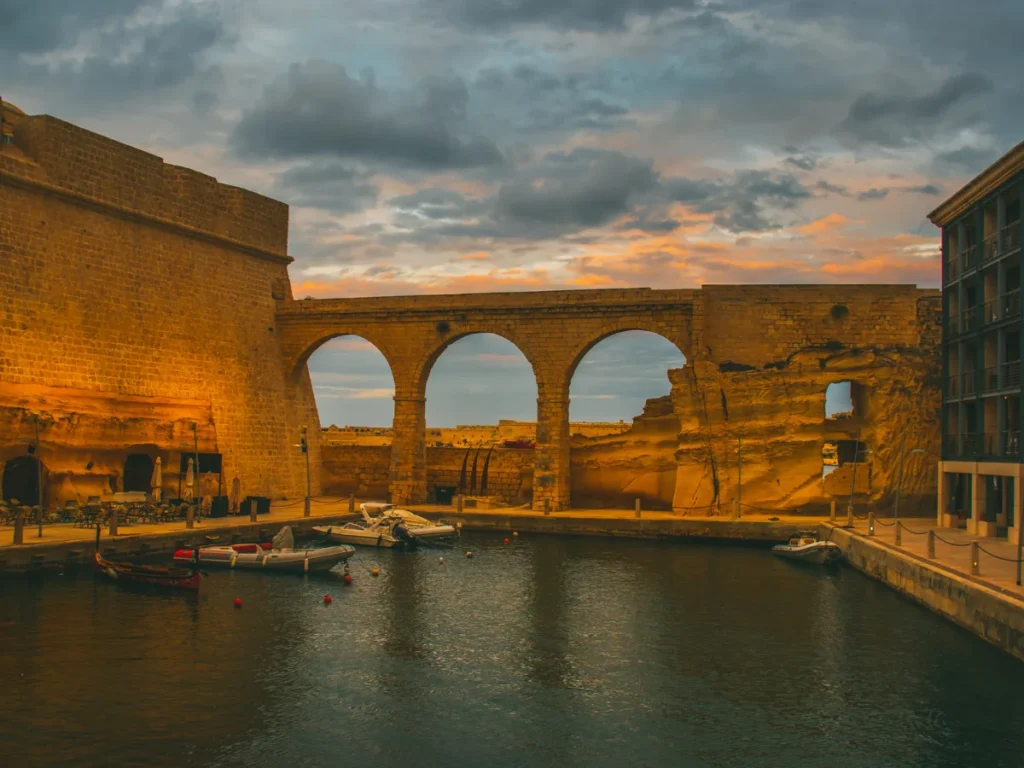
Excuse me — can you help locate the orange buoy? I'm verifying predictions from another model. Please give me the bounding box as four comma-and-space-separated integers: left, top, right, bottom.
371, 568, 380, 577
324, 594, 333, 604
234, 597, 242, 608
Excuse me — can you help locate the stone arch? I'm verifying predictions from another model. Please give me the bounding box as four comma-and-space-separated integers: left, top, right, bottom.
123, 453, 155, 493
566, 326, 689, 384
289, 329, 399, 383
416, 330, 543, 397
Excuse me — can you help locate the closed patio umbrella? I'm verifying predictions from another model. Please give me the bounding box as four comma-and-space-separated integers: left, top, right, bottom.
184, 457, 194, 502
151, 457, 163, 502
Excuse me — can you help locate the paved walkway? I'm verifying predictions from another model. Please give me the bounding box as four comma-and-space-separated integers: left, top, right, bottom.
0, 497, 361, 550
831, 516, 1024, 600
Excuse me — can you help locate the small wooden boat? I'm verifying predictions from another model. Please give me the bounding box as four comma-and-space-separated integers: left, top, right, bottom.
94, 551, 201, 590
93, 525, 201, 590
172, 527, 355, 573
772, 531, 842, 565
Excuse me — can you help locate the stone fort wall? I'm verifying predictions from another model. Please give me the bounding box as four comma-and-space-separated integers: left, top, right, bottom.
0, 103, 318, 503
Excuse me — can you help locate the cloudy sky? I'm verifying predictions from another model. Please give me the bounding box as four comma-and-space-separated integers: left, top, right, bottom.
4, 0, 1020, 426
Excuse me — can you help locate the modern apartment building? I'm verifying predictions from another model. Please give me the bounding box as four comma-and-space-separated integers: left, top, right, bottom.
930, 140, 1024, 540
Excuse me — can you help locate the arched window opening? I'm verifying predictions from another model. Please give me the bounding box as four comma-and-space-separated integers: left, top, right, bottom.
424, 334, 537, 507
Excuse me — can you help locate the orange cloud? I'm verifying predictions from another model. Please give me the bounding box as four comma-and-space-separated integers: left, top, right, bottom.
798, 213, 849, 235
458, 251, 492, 261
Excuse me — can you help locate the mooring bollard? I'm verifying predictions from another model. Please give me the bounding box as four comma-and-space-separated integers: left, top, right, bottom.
543, 497, 550, 516
846, 505, 853, 528
348, 494, 355, 513
109, 506, 119, 537
971, 541, 980, 575
12, 509, 24, 545
927, 530, 935, 559
249, 502, 257, 523
830, 500, 836, 522
186, 505, 195, 530
895, 522, 902, 546
868, 512, 875, 536
635, 498, 641, 519
457, 494, 464, 513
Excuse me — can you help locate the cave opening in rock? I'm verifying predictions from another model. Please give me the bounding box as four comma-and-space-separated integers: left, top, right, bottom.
424, 333, 537, 505
825, 381, 857, 419
2, 455, 42, 505
123, 453, 154, 493
568, 330, 685, 510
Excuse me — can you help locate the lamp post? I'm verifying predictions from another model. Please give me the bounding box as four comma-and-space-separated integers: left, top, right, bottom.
192, 422, 200, 514
301, 426, 310, 518
33, 415, 42, 537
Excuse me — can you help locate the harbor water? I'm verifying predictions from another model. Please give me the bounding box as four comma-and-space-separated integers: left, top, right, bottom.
2, 532, 1024, 767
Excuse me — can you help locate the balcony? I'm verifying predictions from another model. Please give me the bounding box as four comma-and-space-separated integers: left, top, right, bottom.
945, 256, 961, 285
947, 374, 960, 397
983, 233, 999, 263
962, 244, 979, 273
1006, 430, 1022, 457
984, 365, 1000, 392
962, 305, 980, 333
983, 431, 999, 455
1004, 359, 1022, 388
944, 432, 980, 457
1004, 222, 1021, 255
983, 298, 999, 324
962, 370, 977, 395
1003, 289, 1021, 320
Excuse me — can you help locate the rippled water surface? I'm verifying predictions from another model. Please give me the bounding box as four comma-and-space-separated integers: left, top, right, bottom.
3, 533, 1024, 767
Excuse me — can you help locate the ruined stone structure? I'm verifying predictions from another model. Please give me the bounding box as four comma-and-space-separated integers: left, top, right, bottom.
0, 103, 941, 513
0, 101, 318, 504
279, 285, 941, 512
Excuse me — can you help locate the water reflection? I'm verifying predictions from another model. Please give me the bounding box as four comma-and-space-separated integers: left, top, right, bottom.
525, 537, 574, 688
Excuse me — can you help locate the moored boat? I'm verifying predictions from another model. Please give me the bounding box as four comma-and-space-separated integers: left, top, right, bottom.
358, 503, 458, 542
94, 551, 201, 590
172, 526, 355, 573
312, 517, 415, 549
772, 531, 842, 565
93, 525, 201, 590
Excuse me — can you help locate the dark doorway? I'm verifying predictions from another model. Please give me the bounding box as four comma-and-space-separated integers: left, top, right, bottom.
435, 486, 457, 505
123, 454, 154, 493
2, 456, 41, 505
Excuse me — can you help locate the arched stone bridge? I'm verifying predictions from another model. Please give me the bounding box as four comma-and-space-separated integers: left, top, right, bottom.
276, 284, 936, 511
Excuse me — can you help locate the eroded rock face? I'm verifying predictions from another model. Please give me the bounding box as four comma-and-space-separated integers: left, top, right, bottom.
569, 339, 940, 515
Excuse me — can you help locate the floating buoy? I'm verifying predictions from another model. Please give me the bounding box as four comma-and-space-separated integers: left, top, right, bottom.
513, 532, 519, 537
372, 568, 380, 577
323, 594, 333, 604
504, 538, 510, 544
343, 574, 352, 585
466, 551, 473, 558
234, 597, 242, 608
439, 557, 444, 564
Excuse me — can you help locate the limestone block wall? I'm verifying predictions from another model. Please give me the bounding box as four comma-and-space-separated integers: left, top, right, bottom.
0, 104, 318, 504
321, 445, 391, 499
425, 447, 534, 503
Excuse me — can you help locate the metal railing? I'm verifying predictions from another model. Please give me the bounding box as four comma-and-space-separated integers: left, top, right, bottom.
983, 298, 999, 324
983, 365, 1000, 392
1003, 359, 1021, 388
943, 432, 980, 457
962, 370, 977, 395
945, 256, 960, 284
1004, 222, 1021, 255
962, 244, 979, 272
983, 431, 999, 455
946, 374, 960, 397
984, 233, 999, 263
1005, 430, 1021, 457
1003, 289, 1021, 320
962, 305, 980, 333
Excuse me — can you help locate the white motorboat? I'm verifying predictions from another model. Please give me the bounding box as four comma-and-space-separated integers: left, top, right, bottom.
365, 503, 459, 542
772, 531, 842, 565
313, 503, 457, 549
172, 526, 355, 573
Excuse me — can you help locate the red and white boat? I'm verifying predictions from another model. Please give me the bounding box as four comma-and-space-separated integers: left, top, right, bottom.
174, 526, 355, 573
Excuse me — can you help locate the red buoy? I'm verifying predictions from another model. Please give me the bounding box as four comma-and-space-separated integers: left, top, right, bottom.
504, 538, 510, 544
234, 597, 242, 608
324, 594, 333, 604
343, 574, 352, 586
